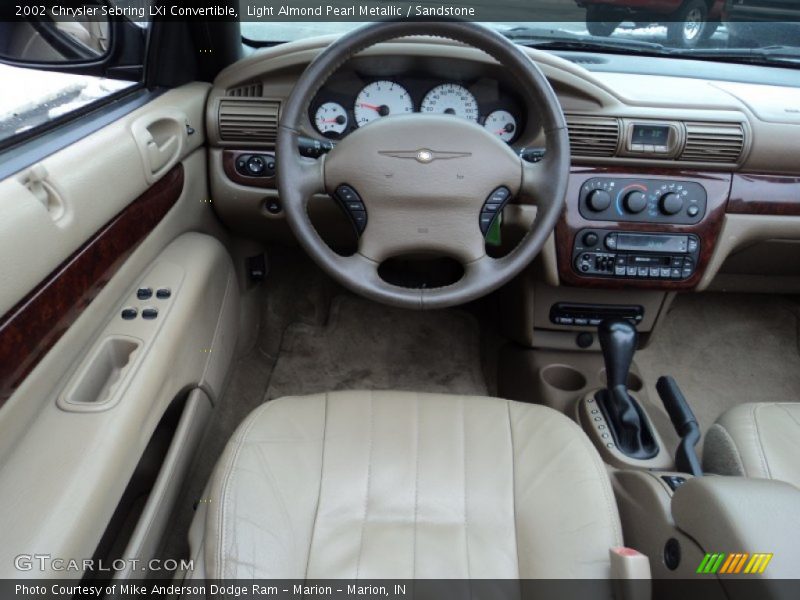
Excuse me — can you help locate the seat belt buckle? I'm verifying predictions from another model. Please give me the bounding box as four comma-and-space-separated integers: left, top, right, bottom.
610, 547, 651, 600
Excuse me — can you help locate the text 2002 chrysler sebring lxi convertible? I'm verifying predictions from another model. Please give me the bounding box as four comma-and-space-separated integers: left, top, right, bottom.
0, 1, 798, 598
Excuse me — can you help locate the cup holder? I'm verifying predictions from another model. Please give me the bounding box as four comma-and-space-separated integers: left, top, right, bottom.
540, 364, 588, 393
598, 369, 644, 392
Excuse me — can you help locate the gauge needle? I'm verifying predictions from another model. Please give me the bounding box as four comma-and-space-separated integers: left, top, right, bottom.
359, 103, 381, 111
320, 118, 340, 123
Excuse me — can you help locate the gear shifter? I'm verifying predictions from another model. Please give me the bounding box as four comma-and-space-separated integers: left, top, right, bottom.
597, 319, 658, 459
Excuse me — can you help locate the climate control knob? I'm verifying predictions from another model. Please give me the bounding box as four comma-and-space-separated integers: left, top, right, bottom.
623, 190, 647, 214
659, 192, 683, 215
586, 189, 612, 212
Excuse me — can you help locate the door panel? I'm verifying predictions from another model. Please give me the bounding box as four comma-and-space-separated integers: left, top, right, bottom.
0, 83, 239, 576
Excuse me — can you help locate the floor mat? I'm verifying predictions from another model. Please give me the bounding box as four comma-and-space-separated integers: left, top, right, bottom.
636, 293, 800, 454
265, 294, 488, 399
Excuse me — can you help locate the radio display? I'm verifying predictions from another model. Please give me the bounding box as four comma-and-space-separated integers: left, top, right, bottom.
616, 233, 688, 253
631, 124, 669, 146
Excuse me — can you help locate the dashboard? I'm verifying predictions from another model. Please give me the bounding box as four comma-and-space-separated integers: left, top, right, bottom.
308, 71, 525, 144
205, 36, 800, 305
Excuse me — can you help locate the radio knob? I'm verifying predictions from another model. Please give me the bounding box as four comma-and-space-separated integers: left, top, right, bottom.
623, 190, 647, 214
659, 192, 683, 215
586, 189, 612, 212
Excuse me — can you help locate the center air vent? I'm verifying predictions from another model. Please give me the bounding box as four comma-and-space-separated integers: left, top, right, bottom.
218, 98, 280, 144
680, 122, 744, 164
566, 116, 620, 157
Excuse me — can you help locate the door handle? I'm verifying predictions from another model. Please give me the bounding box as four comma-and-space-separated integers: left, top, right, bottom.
145, 134, 178, 173
131, 110, 188, 183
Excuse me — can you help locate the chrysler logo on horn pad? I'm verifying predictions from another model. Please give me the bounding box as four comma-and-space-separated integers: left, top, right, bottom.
378, 149, 472, 164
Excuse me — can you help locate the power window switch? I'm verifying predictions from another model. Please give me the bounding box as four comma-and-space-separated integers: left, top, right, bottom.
156, 288, 171, 299
141, 307, 158, 320
121, 307, 138, 320
137, 287, 152, 300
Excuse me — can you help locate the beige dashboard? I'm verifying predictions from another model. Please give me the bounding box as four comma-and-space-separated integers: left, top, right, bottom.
203, 34, 800, 298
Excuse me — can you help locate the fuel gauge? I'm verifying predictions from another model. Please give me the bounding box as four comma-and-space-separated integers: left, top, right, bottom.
484, 110, 517, 143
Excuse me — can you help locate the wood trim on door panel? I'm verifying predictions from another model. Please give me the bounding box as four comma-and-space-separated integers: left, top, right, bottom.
727, 174, 800, 216
555, 167, 731, 290
0, 164, 184, 405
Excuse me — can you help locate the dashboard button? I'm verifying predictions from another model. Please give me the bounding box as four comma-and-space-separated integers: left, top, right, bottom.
687, 205, 700, 217
582, 232, 599, 247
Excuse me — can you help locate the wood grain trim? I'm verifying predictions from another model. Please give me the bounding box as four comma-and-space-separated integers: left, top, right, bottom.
0, 164, 184, 404
555, 167, 731, 290
727, 173, 800, 216
222, 149, 276, 189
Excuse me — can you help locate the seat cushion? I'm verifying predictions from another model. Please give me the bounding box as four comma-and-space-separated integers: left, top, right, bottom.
704, 402, 800, 488
202, 391, 622, 579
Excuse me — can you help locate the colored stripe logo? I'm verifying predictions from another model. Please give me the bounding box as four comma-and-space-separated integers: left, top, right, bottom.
697, 552, 773, 574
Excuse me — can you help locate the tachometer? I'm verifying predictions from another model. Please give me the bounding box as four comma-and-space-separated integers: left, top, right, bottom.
314, 102, 348, 136
354, 81, 414, 127
420, 83, 479, 122
484, 110, 517, 142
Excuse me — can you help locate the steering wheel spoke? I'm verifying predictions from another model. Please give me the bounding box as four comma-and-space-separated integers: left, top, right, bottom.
520, 156, 555, 209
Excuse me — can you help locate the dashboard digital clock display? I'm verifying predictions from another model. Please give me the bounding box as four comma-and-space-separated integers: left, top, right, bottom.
631, 124, 670, 146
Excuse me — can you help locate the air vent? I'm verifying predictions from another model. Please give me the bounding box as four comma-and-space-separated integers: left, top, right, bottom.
227, 82, 263, 97
680, 122, 744, 163
218, 98, 280, 144
566, 115, 620, 157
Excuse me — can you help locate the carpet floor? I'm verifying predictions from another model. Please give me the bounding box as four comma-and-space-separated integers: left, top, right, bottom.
636, 293, 800, 454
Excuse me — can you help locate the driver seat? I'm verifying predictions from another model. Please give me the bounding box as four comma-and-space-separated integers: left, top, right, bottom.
192, 391, 623, 578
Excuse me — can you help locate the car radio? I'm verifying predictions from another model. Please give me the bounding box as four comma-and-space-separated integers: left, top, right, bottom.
572, 229, 700, 280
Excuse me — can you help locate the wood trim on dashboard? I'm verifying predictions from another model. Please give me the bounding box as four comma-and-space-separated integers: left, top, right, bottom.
555, 167, 732, 290
727, 173, 800, 216
0, 164, 184, 405
222, 149, 276, 189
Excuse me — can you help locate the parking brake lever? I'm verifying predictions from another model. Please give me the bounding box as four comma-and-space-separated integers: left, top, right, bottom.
656, 376, 702, 477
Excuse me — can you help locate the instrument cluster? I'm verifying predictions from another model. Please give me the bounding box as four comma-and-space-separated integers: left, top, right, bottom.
309, 76, 524, 144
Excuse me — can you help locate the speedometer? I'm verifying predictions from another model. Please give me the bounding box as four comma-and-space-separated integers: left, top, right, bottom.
354, 81, 414, 127
420, 84, 479, 122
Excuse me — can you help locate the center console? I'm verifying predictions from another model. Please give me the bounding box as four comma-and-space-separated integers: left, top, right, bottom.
556, 168, 731, 291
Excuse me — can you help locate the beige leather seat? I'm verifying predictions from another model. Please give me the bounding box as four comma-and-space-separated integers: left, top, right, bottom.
196, 390, 623, 579
704, 403, 800, 489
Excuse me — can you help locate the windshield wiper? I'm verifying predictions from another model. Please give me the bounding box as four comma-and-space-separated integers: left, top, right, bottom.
499, 26, 669, 54
675, 45, 800, 65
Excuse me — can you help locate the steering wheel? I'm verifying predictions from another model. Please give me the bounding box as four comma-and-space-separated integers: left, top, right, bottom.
276, 21, 570, 309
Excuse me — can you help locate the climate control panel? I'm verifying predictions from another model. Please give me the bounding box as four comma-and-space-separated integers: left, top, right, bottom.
573, 229, 701, 281
579, 177, 707, 225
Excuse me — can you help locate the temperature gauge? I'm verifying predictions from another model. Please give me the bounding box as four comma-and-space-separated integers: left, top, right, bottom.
314, 102, 348, 136
484, 110, 517, 142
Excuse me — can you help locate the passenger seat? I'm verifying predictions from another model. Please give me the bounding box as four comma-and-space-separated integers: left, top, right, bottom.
703, 403, 800, 489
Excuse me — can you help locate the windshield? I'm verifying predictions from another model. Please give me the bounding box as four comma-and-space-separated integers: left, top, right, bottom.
242, 11, 800, 68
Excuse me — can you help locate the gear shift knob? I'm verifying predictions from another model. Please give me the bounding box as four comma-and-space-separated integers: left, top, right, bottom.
599, 319, 637, 390
595, 318, 657, 459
